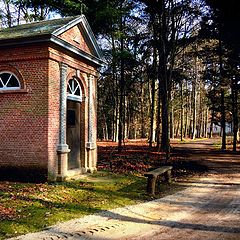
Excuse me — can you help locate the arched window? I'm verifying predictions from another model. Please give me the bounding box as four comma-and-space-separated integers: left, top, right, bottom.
67, 77, 82, 102
0, 72, 21, 90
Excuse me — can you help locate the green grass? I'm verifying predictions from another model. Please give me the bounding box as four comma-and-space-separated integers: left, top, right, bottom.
212, 140, 222, 149
0, 171, 177, 239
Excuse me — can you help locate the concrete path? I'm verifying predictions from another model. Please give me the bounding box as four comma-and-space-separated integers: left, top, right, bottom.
10, 140, 240, 240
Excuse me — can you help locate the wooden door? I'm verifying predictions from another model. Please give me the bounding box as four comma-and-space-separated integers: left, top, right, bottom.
67, 100, 81, 170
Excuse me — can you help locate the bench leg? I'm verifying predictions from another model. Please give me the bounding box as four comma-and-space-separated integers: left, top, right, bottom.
147, 176, 157, 195
165, 170, 172, 183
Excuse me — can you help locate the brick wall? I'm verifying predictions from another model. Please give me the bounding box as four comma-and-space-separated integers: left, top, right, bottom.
47, 59, 60, 180
0, 33, 99, 181
58, 25, 92, 55
0, 44, 49, 180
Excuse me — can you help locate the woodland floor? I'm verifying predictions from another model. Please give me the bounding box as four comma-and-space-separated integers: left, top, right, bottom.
97, 136, 240, 177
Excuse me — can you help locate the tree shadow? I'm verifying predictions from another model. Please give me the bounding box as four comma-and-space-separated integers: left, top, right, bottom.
96, 210, 240, 234
42, 210, 240, 240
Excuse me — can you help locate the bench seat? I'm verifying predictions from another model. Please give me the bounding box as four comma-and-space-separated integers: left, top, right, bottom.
144, 166, 173, 195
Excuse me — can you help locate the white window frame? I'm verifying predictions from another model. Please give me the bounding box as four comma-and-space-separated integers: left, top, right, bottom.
0, 71, 21, 90
67, 78, 82, 102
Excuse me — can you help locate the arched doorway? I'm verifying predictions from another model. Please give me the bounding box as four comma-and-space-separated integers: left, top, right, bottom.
66, 77, 83, 170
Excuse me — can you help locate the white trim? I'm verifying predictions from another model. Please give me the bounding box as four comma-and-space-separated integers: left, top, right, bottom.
67, 95, 82, 102
67, 78, 82, 102
0, 71, 21, 90
79, 16, 103, 59
52, 15, 103, 60
50, 35, 104, 66
52, 15, 85, 36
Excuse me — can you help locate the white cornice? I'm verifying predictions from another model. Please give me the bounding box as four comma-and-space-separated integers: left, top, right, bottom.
52, 15, 103, 61
50, 35, 105, 66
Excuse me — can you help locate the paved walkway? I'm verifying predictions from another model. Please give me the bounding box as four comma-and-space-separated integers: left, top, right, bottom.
10, 140, 240, 240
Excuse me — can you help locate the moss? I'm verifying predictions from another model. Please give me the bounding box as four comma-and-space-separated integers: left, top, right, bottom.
0, 16, 77, 41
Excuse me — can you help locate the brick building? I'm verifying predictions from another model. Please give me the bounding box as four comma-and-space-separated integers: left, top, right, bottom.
0, 15, 103, 181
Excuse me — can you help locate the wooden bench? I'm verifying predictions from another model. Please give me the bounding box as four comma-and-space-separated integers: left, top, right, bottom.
144, 166, 173, 195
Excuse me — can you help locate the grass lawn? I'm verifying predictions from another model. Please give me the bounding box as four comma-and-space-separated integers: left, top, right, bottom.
0, 171, 181, 239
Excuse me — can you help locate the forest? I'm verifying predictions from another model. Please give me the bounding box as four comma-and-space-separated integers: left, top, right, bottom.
1, 0, 239, 156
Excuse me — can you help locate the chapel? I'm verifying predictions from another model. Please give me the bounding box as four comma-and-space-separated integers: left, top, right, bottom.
0, 15, 103, 181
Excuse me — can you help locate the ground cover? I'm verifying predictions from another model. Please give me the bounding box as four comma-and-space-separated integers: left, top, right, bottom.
0, 139, 208, 239
0, 172, 149, 239
97, 138, 208, 177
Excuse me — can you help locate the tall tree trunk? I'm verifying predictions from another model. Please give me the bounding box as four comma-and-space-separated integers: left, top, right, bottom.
160, 65, 170, 161
159, 1, 170, 162
192, 79, 197, 139
118, 8, 125, 152
140, 81, 145, 138
104, 113, 108, 140
149, 74, 156, 146
198, 81, 203, 138
204, 107, 209, 138
156, 80, 161, 149
209, 110, 214, 138
114, 107, 119, 142
110, 32, 118, 142
175, 112, 180, 138
149, 15, 157, 147
184, 79, 189, 138
180, 82, 183, 141
170, 100, 174, 139
219, 39, 226, 150
188, 85, 193, 138
220, 89, 226, 149
156, 38, 162, 150
192, 55, 198, 139
232, 76, 238, 152
123, 95, 127, 141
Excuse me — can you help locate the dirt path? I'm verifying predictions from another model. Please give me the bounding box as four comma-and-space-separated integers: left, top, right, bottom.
172, 138, 240, 173
11, 139, 240, 240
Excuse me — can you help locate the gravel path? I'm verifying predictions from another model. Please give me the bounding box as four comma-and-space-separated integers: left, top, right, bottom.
10, 139, 240, 240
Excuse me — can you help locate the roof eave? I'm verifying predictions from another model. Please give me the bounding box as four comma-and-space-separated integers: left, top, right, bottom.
0, 35, 105, 67
0, 34, 51, 47
50, 35, 105, 66
79, 16, 104, 60
52, 15, 104, 61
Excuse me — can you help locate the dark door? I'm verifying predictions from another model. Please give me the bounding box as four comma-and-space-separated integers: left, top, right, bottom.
67, 100, 81, 170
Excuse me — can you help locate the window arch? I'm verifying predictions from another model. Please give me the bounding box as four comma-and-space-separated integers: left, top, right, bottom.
67, 77, 82, 102
0, 72, 21, 90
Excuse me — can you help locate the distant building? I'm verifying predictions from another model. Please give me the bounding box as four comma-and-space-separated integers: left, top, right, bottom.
0, 16, 104, 181
210, 123, 233, 135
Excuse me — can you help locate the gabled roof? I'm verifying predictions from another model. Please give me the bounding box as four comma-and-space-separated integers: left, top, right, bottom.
0, 15, 104, 66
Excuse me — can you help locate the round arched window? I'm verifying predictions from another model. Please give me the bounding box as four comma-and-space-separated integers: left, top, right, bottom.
0, 72, 21, 90
67, 78, 82, 102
